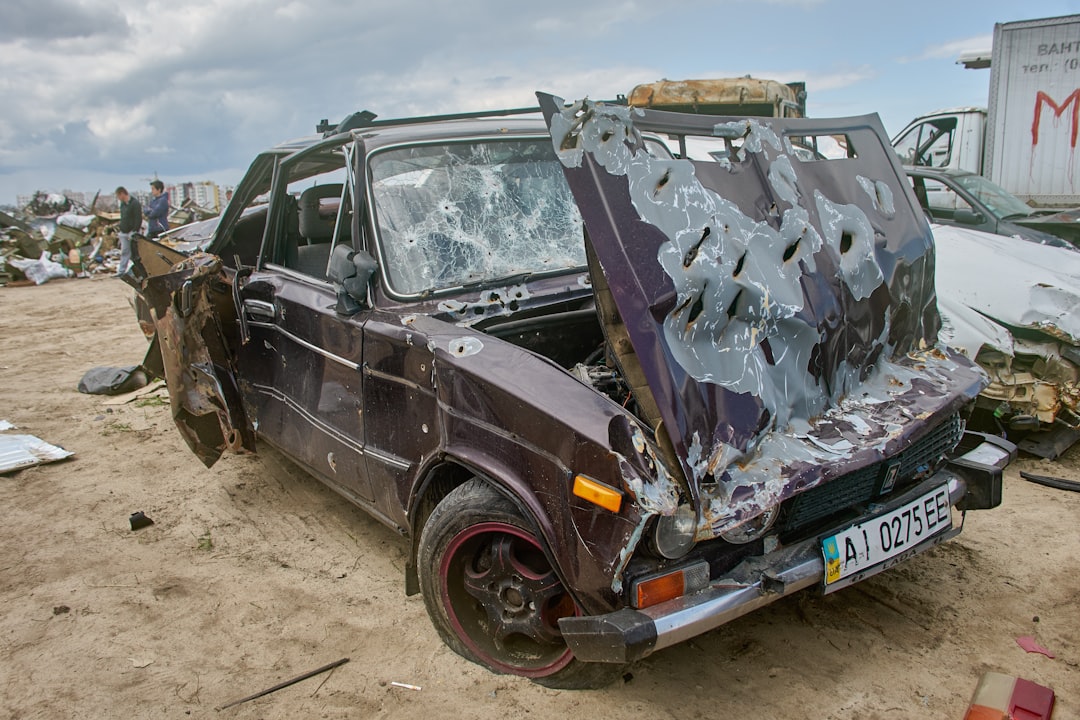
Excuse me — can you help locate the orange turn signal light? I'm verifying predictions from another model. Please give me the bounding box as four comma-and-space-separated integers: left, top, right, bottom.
635, 570, 686, 609
572, 475, 623, 513
630, 561, 710, 609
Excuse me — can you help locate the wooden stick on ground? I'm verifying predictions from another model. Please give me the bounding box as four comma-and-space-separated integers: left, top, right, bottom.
215, 657, 349, 711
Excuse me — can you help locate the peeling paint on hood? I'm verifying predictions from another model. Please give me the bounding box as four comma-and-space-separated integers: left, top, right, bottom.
448, 337, 483, 357
538, 94, 986, 538
436, 283, 532, 326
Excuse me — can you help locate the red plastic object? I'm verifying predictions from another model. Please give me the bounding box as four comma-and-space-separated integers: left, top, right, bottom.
1016, 635, 1056, 659
963, 672, 1055, 720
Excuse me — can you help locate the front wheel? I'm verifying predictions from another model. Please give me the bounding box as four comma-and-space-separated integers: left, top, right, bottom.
417, 479, 624, 689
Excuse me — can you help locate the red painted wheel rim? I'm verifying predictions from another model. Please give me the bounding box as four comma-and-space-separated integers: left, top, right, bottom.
439, 521, 576, 677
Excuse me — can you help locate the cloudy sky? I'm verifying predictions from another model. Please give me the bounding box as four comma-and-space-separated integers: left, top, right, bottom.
1, 0, 1077, 205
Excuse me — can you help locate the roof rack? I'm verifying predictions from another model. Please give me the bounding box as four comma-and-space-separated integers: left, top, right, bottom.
317, 106, 542, 137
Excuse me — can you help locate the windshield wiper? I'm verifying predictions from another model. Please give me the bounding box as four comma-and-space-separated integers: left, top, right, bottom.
417, 265, 586, 299
456, 272, 534, 293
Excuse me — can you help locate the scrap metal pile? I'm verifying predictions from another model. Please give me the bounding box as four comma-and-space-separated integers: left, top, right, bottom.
0, 192, 217, 285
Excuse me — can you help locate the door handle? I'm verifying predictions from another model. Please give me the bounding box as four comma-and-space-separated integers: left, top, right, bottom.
243, 299, 277, 321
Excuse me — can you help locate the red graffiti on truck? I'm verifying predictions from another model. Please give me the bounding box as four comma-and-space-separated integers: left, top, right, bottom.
1032, 89, 1080, 147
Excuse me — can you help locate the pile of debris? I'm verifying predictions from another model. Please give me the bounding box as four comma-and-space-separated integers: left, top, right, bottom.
1, 203, 116, 284
0, 192, 218, 286
169, 198, 219, 227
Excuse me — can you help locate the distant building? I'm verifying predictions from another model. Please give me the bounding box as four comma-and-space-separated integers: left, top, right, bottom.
192, 182, 220, 211
15, 180, 229, 214
167, 181, 222, 212
132, 189, 153, 209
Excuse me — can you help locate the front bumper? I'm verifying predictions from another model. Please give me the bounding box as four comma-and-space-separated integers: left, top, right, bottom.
560, 437, 1011, 664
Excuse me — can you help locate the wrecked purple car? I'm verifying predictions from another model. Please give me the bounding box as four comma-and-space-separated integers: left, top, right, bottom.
132, 94, 1014, 688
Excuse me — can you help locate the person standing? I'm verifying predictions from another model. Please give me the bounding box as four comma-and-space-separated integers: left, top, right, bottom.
115, 186, 141, 277
144, 180, 169, 238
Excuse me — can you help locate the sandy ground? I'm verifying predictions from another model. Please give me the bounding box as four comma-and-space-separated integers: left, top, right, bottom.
0, 276, 1076, 719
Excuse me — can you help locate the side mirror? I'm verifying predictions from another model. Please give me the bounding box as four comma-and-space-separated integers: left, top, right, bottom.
328, 244, 377, 315
953, 208, 985, 226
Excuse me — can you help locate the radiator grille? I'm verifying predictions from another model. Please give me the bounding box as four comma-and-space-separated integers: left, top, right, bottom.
780, 414, 963, 534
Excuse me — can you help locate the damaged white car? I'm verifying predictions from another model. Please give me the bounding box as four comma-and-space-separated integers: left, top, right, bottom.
934, 223, 1080, 458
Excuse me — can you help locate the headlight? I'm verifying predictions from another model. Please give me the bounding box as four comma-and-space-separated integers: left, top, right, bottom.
651, 503, 697, 559
719, 506, 778, 544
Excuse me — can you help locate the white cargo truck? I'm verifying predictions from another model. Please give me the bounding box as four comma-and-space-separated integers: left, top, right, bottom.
893, 14, 1080, 208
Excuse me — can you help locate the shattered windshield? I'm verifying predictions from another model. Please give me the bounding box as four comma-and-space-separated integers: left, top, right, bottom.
953, 173, 1033, 219
369, 139, 586, 296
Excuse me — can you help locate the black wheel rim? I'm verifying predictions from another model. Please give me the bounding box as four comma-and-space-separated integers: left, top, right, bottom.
440, 521, 576, 677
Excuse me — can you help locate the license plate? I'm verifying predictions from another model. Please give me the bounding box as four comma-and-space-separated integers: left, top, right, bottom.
822, 484, 952, 591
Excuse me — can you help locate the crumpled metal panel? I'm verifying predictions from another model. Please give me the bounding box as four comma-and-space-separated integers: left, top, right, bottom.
934, 224, 1080, 347
140, 254, 256, 468
934, 223, 1080, 427
0, 432, 73, 474
1014, 207, 1080, 247
538, 94, 987, 538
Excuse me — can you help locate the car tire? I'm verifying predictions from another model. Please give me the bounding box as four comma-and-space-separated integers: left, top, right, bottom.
417, 478, 625, 689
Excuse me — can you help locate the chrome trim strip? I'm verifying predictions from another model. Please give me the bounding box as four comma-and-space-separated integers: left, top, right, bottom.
277, 326, 360, 370
365, 447, 411, 470
248, 386, 410, 472
250, 383, 365, 454
246, 320, 360, 370
646, 546, 823, 652
363, 365, 424, 392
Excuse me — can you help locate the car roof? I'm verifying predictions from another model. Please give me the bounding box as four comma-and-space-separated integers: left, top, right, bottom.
269, 115, 550, 157
356, 116, 549, 151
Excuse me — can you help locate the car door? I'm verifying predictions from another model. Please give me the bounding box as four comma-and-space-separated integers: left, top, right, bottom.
893, 116, 958, 168
235, 138, 378, 505
921, 176, 997, 235
141, 254, 258, 468
137, 152, 290, 468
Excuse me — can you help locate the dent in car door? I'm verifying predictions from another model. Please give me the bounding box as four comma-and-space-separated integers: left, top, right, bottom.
241, 270, 376, 504
141, 255, 255, 467
359, 313, 440, 528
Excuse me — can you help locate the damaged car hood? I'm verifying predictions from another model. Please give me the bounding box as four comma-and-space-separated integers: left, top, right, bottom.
538, 94, 986, 536
1013, 207, 1080, 247
934, 223, 1080, 353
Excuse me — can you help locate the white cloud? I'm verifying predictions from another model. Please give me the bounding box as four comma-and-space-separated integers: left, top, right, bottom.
352, 63, 660, 118
805, 66, 877, 92
900, 34, 993, 63
0, 0, 1016, 206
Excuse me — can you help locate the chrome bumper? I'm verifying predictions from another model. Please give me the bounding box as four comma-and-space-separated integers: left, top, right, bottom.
560, 471, 970, 664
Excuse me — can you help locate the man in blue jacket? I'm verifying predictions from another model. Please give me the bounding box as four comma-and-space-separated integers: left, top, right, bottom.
145, 180, 169, 238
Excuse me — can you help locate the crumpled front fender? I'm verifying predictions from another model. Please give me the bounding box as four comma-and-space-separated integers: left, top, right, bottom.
411, 315, 677, 612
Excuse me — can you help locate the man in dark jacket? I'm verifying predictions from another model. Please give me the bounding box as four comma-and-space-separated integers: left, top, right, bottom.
115, 186, 141, 277
144, 180, 169, 238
